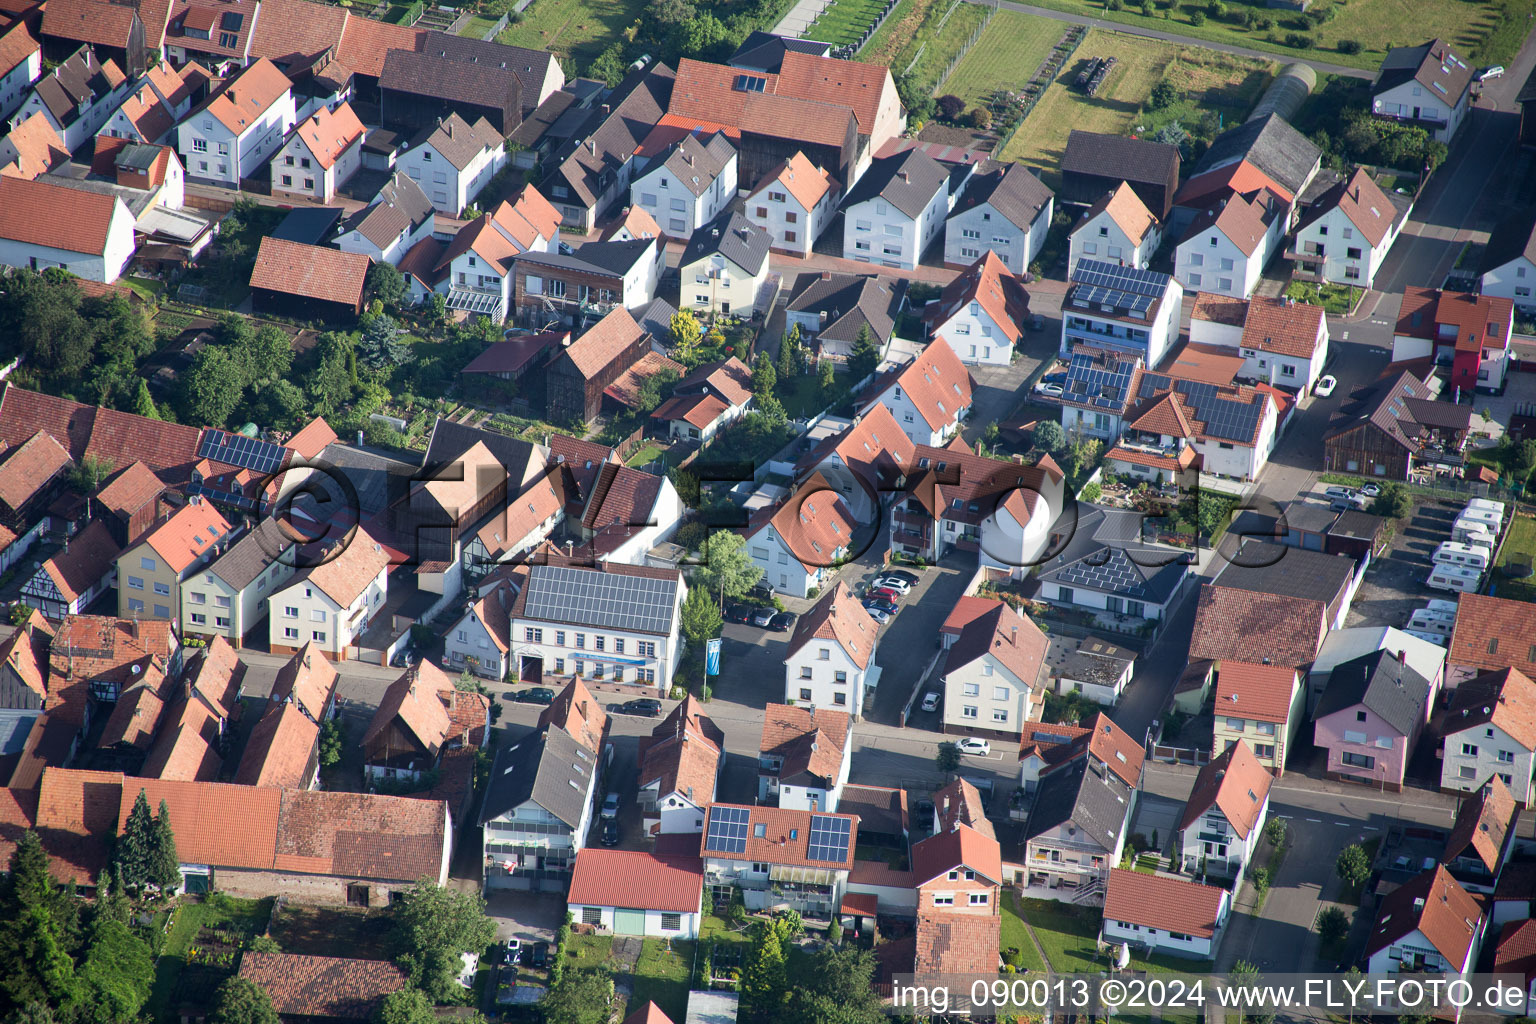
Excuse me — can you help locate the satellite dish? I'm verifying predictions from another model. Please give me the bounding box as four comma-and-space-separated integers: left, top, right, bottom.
1117, 942, 1131, 970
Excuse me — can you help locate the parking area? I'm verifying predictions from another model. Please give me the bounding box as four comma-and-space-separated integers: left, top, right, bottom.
484, 891, 566, 943
1128, 793, 1183, 860
1344, 495, 1463, 630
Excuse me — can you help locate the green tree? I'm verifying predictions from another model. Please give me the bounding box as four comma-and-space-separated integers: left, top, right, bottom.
307, 332, 355, 416
751, 352, 777, 398
1081, 481, 1102, 503
740, 920, 787, 1023
935, 742, 961, 776
680, 584, 723, 651
789, 945, 886, 1024
1178, 491, 1236, 540
211, 977, 280, 1024
183, 346, 245, 426
318, 718, 344, 769
114, 790, 155, 892
674, 12, 727, 58
259, 379, 308, 431
1367, 482, 1411, 519
1032, 420, 1065, 453
131, 379, 162, 421
359, 313, 409, 370
0, 831, 79, 1010
755, 392, 787, 424
147, 800, 181, 895
78, 914, 154, 1023
1316, 906, 1349, 945
693, 531, 763, 605
634, 368, 680, 414
373, 988, 436, 1024
1335, 843, 1370, 889
66, 454, 114, 494
670, 310, 703, 356
366, 262, 406, 309
246, 325, 294, 385
390, 882, 497, 1002
817, 359, 835, 397
587, 42, 629, 88
777, 325, 802, 379
540, 970, 614, 1024
848, 324, 878, 382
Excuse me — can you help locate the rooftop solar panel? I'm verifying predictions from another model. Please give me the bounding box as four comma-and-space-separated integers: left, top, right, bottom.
198, 430, 288, 475
523, 565, 679, 636
705, 806, 750, 854
806, 814, 852, 863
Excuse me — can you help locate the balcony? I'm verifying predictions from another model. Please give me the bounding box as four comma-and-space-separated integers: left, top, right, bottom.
447, 285, 505, 319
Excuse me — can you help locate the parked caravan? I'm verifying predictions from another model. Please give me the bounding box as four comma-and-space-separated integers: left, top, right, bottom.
1427, 565, 1483, 593
1424, 599, 1460, 617
1404, 628, 1449, 647
1457, 508, 1502, 532
1433, 541, 1492, 570
1407, 609, 1455, 637
1452, 521, 1494, 547
1467, 498, 1506, 516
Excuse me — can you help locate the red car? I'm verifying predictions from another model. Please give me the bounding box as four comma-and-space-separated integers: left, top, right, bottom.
869, 586, 901, 603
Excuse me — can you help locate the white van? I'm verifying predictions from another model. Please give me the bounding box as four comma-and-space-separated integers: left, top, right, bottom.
1404, 628, 1449, 647
1467, 498, 1506, 516
1458, 507, 1502, 532
1427, 564, 1483, 593
1434, 541, 1492, 570
1452, 521, 1494, 547
1407, 609, 1455, 637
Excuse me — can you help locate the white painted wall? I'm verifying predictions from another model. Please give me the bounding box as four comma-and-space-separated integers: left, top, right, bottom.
1482, 256, 1536, 312
1069, 209, 1159, 271
747, 178, 834, 256
0, 197, 137, 282
268, 564, 387, 657
1440, 722, 1534, 806
1292, 204, 1396, 289
0, 48, 40, 122
272, 131, 361, 202
399, 140, 505, 215
945, 196, 1051, 271
177, 90, 295, 188
844, 187, 946, 270
785, 638, 872, 714
680, 252, 767, 317
632, 154, 737, 238
928, 303, 1014, 366
1176, 228, 1260, 300
942, 654, 1032, 735
1373, 80, 1468, 143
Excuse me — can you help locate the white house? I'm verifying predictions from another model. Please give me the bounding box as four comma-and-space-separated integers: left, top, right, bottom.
1291, 168, 1404, 289
700, 803, 857, 918
783, 582, 880, 716
1190, 293, 1330, 393
1175, 739, 1272, 881
99, 81, 176, 145
940, 599, 1049, 739
1479, 211, 1536, 313
398, 112, 505, 216
0, 174, 137, 282
271, 102, 365, 203
746, 150, 837, 257
921, 251, 1030, 367
857, 337, 973, 446
463, 473, 565, 574
0, 22, 40, 122
1031, 505, 1190, 621
507, 560, 684, 690
1174, 190, 1284, 299
841, 149, 950, 270
480, 725, 604, 892
12, 47, 129, 153
567, 850, 703, 937
1365, 866, 1485, 981
1123, 375, 1281, 483
745, 472, 855, 599
1069, 182, 1161, 271
783, 271, 908, 362
435, 186, 565, 323
630, 130, 736, 238
1060, 259, 1182, 369
335, 171, 437, 266
1394, 286, 1514, 394
678, 211, 772, 318
649, 356, 753, 444
638, 698, 722, 834
577, 463, 683, 566
19, 519, 119, 619
1102, 869, 1232, 959
177, 58, 295, 188
757, 702, 851, 812
1057, 345, 1143, 442
267, 525, 390, 660
1372, 39, 1473, 144
444, 578, 514, 680
181, 519, 298, 648
1438, 667, 1536, 807
943, 160, 1053, 272
1056, 635, 1136, 706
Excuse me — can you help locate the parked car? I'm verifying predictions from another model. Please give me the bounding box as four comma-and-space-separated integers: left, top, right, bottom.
504, 939, 522, 965
601, 792, 620, 819
601, 818, 621, 846
1479, 65, 1505, 81
748, 581, 774, 601
767, 612, 795, 632
751, 606, 777, 627
864, 596, 897, 613
956, 737, 991, 756
871, 575, 912, 595
1041, 371, 1067, 386
724, 602, 753, 624
920, 691, 940, 712
864, 606, 891, 624
868, 586, 901, 603
1315, 374, 1338, 397
390, 648, 415, 668
1034, 382, 1064, 398
915, 799, 935, 825
1359, 483, 1381, 498
619, 698, 663, 717
514, 687, 555, 705
1323, 486, 1356, 501
530, 942, 549, 969
1331, 495, 1367, 512
884, 569, 921, 586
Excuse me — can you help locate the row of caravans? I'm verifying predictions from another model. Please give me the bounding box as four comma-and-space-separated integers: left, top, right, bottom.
1426, 498, 1505, 595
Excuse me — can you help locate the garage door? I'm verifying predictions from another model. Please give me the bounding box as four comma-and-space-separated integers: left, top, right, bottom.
613, 908, 646, 935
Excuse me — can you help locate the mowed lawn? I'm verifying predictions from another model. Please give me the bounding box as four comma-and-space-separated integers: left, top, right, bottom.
806, 0, 887, 45
498, 0, 646, 72
1000, 28, 1274, 184
942, 10, 1064, 105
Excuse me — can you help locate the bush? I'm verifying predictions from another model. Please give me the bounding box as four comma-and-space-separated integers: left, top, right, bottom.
936, 94, 966, 121
1367, 482, 1412, 520
1188, 9, 1205, 23
1251, 867, 1270, 894
967, 107, 993, 130
1257, 14, 1274, 29
1141, 0, 1154, 13
1265, 817, 1287, 847
1317, 906, 1350, 945
1107, 0, 1124, 10
1081, 481, 1102, 503
1148, 79, 1179, 109
1207, 0, 1225, 16
1338, 38, 1363, 54
1285, 32, 1313, 47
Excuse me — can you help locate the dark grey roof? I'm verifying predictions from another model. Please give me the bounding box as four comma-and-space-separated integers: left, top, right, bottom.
315, 442, 420, 520
0, 710, 39, 757
272, 206, 343, 246
785, 272, 904, 344
479, 726, 598, 827
1060, 130, 1179, 186
410, 32, 559, 116
339, 171, 435, 250
681, 211, 770, 276
631, 297, 678, 341
1059, 636, 1136, 686
1213, 539, 1356, 608
1190, 114, 1320, 199
421, 417, 542, 480
646, 131, 736, 198
381, 47, 521, 116
405, 112, 502, 172
841, 149, 948, 221
565, 237, 656, 277
1374, 39, 1473, 108
1034, 504, 1188, 604
1281, 500, 1340, 535
207, 518, 295, 591
545, 62, 675, 209
1479, 208, 1536, 276
508, 89, 578, 148
1313, 648, 1433, 735
728, 30, 832, 73
1026, 757, 1133, 851
949, 160, 1054, 230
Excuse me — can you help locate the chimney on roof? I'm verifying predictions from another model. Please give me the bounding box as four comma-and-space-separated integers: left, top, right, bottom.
1010, 625, 1018, 646
821, 272, 831, 280
588, 139, 596, 155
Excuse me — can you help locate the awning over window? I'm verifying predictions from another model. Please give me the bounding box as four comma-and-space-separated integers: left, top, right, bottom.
769, 864, 837, 885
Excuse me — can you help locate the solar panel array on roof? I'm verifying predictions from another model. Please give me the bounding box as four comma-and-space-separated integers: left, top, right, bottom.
523, 565, 678, 635
806, 814, 852, 863
705, 805, 749, 854
1069, 260, 1172, 319
1064, 349, 1137, 409
198, 430, 288, 474
1051, 546, 1155, 597
1137, 376, 1263, 443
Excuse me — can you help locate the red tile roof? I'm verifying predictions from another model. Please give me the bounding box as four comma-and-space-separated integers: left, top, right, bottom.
114, 82, 176, 143
581, 462, 661, 532
669, 58, 859, 150
1366, 865, 1481, 967
933, 777, 994, 840
564, 307, 648, 379
289, 102, 365, 170
0, 429, 70, 510
94, 461, 164, 518
1189, 585, 1327, 668
1215, 660, 1298, 723
1494, 919, 1536, 987
537, 676, 608, 753
924, 251, 1030, 346
568, 850, 703, 912
1449, 594, 1536, 678
1177, 738, 1272, 839
41, 0, 137, 48
0, 174, 123, 254
1176, 159, 1294, 206
1303, 167, 1397, 247
1443, 776, 1517, 874
798, 402, 915, 495
1241, 296, 1325, 359
36, 520, 123, 604
774, 50, 890, 136
698, 803, 858, 869
915, 908, 1000, 977
746, 471, 856, 574
235, 700, 318, 788
271, 641, 338, 721
437, 687, 491, 747
0, 611, 52, 705
639, 727, 719, 806
652, 392, 728, 430
757, 702, 847, 788
132, 498, 231, 573
0, 20, 38, 80
1103, 868, 1227, 938
606, 350, 687, 408
943, 599, 1048, 691
867, 337, 974, 433
1083, 181, 1158, 247
35, 767, 123, 883
197, 58, 292, 135
912, 822, 1002, 884
622, 1004, 676, 1024
285, 416, 338, 460
1442, 667, 1536, 751
1189, 290, 1249, 328
786, 581, 878, 670
941, 596, 1000, 638
754, 150, 834, 212
238, 953, 406, 1020
250, 236, 370, 309
297, 524, 390, 607
675, 356, 754, 408
0, 112, 68, 180
362, 661, 453, 757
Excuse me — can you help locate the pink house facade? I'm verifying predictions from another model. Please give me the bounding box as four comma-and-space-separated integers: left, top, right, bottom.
1312, 649, 1438, 791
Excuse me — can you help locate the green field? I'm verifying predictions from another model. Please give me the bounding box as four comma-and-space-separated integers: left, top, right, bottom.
498, 0, 647, 74
1493, 514, 1536, 602
459, 14, 497, 36
1003, 0, 1531, 71
858, 0, 992, 94
806, 0, 888, 45
998, 28, 1274, 183
941, 10, 1065, 104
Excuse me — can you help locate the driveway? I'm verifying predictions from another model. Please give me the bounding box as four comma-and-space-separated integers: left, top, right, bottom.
484, 892, 566, 943
863, 558, 975, 726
